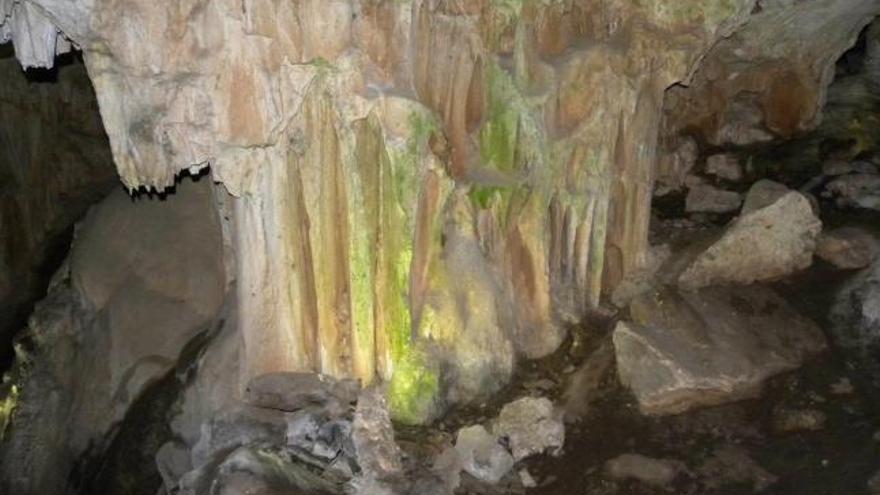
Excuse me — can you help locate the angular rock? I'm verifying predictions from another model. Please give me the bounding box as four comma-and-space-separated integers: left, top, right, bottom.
826, 174, 880, 210
706, 153, 744, 182
831, 259, 880, 349
351, 387, 402, 481
816, 227, 879, 269
741, 179, 792, 215
191, 404, 288, 469
685, 184, 743, 214
454, 425, 514, 484
614, 286, 826, 415
604, 454, 684, 487
679, 192, 821, 289
493, 397, 564, 461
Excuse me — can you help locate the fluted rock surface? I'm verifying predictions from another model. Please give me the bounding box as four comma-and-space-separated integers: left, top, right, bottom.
8, 0, 875, 421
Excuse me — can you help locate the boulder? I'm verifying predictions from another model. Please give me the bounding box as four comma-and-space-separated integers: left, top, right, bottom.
493, 397, 564, 461
825, 173, 880, 210
705, 153, 744, 182
605, 454, 685, 487
816, 227, 879, 269
351, 387, 402, 481
454, 425, 514, 484
741, 179, 791, 214
614, 286, 826, 415
0, 178, 226, 495
685, 184, 743, 213
679, 192, 821, 290
831, 260, 880, 349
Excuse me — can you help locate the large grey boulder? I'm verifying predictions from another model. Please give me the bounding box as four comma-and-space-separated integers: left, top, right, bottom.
679, 191, 821, 289
614, 286, 826, 415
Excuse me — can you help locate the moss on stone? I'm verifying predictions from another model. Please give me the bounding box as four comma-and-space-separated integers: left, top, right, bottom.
387, 347, 439, 425
0, 382, 19, 443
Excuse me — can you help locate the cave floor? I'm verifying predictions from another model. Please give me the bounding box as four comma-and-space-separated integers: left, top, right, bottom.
394, 210, 880, 495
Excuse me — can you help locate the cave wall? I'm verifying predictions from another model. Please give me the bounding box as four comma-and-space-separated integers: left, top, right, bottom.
0, 46, 116, 366
657, 0, 880, 191
3, 0, 878, 422
0, 0, 812, 422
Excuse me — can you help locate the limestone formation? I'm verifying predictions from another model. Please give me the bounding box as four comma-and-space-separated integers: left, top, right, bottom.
679, 192, 822, 289
0, 0, 776, 421
614, 286, 826, 415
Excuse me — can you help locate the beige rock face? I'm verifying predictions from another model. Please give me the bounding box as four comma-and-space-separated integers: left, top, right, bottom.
7, 0, 873, 420
663, 0, 880, 147
0, 178, 226, 495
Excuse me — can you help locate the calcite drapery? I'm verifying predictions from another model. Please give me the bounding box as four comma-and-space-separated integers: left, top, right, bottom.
1, 0, 769, 421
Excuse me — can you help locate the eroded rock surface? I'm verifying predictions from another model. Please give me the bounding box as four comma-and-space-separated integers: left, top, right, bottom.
614, 286, 826, 415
